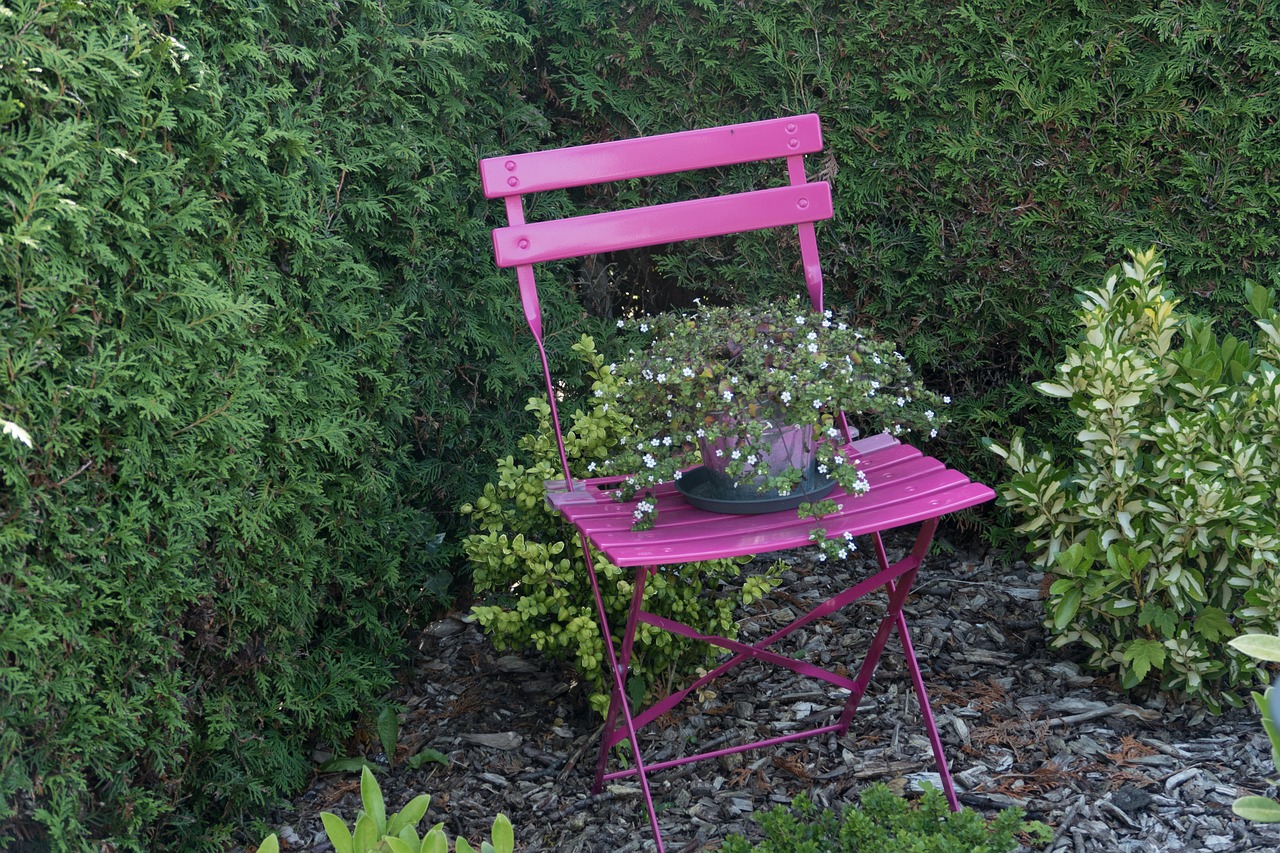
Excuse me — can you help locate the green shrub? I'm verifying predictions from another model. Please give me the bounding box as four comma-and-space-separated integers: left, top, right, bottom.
720, 785, 1050, 852
989, 248, 1280, 709
462, 336, 777, 715
502, 0, 1280, 495
0, 0, 546, 848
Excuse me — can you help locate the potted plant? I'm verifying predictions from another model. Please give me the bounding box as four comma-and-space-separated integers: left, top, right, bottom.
596, 296, 948, 553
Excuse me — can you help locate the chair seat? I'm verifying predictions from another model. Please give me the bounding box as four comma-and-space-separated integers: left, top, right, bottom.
547, 433, 994, 567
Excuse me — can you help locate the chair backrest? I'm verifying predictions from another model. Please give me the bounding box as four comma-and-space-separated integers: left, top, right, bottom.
480, 114, 835, 485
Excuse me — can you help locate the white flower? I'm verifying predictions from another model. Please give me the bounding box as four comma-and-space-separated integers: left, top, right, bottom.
816, 552, 827, 562
781, 391, 792, 404
930, 428, 938, 438
640, 323, 649, 332
673, 470, 683, 480
715, 449, 724, 457
870, 380, 880, 389
795, 315, 806, 325
594, 389, 604, 397
812, 399, 822, 409
872, 354, 882, 364
651, 438, 661, 447
827, 427, 840, 438
617, 319, 625, 328
587, 462, 597, 471
602, 404, 609, 412
843, 531, 854, 541
837, 322, 848, 331
807, 343, 819, 353
723, 390, 734, 402
731, 450, 741, 460
896, 397, 906, 407
662, 436, 673, 446
925, 410, 934, 420
838, 549, 848, 559
806, 331, 818, 341
682, 367, 694, 378
643, 454, 657, 468
942, 395, 951, 404
656, 373, 666, 383
2, 420, 32, 448
696, 428, 706, 438
817, 464, 829, 474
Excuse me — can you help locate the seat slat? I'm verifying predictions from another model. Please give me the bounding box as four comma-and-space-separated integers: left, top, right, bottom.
549, 437, 994, 567
480, 114, 823, 198
492, 184, 832, 267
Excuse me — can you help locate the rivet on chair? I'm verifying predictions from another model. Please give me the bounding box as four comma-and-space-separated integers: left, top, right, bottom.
788, 138, 799, 148
505, 160, 517, 171
797, 198, 809, 209
507, 176, 519, 187
518, 238, 530, 250
786, 122, 797, 133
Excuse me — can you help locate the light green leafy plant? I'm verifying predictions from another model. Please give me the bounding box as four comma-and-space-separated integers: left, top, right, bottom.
264, 766, 514, 853
1227, 634, 1280, 822
989, 247, 1280, 709
463, 335, 776, 715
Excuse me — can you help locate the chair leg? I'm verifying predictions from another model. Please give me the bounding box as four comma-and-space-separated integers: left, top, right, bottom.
593, 564, 650, 793
837, 524, 960, 811
895, 604, 960, 811
579, 543, 666, 852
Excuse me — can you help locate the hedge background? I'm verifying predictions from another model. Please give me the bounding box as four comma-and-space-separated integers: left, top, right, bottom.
2, 0, 1277, 848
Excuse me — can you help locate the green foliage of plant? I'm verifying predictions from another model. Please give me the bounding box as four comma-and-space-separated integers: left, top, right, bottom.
499, 0, 1280, 499
989, 248, 1280, 708
0, 0, 553, 848
1227, 634, 1280, 823
462, 336, 775, 715
258, 767, 514, 853
720, 785, 1051, 852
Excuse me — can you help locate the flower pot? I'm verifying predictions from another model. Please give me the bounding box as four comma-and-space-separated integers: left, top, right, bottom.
677, 422, 837, 514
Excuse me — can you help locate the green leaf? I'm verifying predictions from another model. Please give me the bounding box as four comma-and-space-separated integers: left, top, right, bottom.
387, 794, 432, 837
321, 813, 354, 853
457, 839, 476, 853
361, 766, 388, 835
1194, 607, 1233, 643
420, 828, 449, 853
353, 813, 380, 852
386, 839, 415, 853
1122, 638, 1167, 682
319, 757, 384, 774
1053, 588, 1082, 631
491, 814, 514, 853
1229, 634, 1280, 663
1233, 796, 1280, 822
257, 835, 280, 853
378, 706, 401, 765
407, 748, 450, 769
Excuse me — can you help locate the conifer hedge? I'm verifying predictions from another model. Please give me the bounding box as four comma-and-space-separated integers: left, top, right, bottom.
0, 0, 568, 847
506, 0, 1280, 488
4, 0, 1280, 848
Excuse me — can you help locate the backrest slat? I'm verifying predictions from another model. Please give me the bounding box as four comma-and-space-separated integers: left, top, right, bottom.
480, 114, 822, 198
492, 183, 832, 268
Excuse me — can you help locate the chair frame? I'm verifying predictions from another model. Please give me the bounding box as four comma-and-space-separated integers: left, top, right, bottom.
481, 115, 993, 852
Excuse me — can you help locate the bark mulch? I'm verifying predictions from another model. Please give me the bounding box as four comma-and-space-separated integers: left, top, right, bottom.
264, 540, 1280, 852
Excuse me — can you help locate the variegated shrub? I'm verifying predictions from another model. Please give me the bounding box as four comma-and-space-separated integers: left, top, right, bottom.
988, 248, 1280, 709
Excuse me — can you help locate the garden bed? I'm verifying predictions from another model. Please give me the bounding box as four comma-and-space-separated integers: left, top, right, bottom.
267, 539, 1280, 852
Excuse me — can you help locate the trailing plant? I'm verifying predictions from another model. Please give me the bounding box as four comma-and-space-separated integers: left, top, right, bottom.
1227, 633, 1280, 823
989, 248, 1280, 709
257, 767, 514, 853
719, 785, 1051, 852
463, 336, 777, 715
603, 296, 948, 555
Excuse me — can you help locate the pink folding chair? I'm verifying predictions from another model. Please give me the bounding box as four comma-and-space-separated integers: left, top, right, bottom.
480, 114, 994, 852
